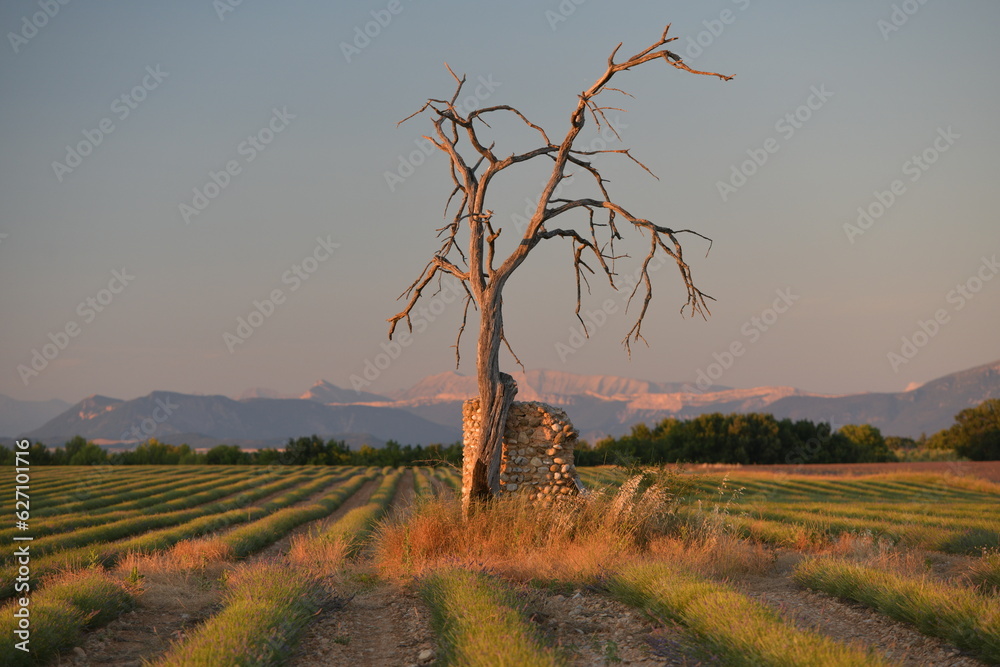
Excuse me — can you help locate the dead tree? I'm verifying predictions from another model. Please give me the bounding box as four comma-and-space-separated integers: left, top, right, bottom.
388, 26, 732, 510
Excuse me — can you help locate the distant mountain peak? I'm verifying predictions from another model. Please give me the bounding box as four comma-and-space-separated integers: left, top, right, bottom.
76, 395, 123, 421
300, 380, 388, 404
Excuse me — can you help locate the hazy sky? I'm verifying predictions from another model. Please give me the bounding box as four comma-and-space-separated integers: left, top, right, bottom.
1, 0, 998, 404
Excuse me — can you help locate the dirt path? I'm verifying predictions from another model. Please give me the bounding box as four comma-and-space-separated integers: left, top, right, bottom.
289, 469, 433, 666
737, 551, 987, 666
530, 587, 705, 665
59, 565, 227, 667
390, 468, 416, 511
288, 577, 436, 667
426, 471, 456, 499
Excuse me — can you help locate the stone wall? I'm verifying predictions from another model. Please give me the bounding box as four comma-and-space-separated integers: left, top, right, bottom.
462, 399, 584, 508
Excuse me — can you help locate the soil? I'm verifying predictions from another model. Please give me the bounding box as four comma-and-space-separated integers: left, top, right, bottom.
288, 469, 433, 667
53, 565, 227, 667
528, 587, 707, 665
737, 551, 988, 667
49, 469, 996, 666
53, 473, 386, 667
288, 575, 436, 667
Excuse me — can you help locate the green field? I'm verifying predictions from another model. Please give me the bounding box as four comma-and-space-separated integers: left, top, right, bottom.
3, 465, 999, 665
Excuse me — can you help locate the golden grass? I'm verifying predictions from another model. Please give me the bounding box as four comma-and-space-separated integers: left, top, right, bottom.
421, 567, 565, 666
968, 549, 1000, 593
155, 561, 325, 667
794, 556, 1000, 663
648, 534, 775, 579
164, 537, 235, 569
0, 568, 139, 665
115, 551, 228, 612
287, 532, 349, 578
611, 562, 889, 666
374, 470, 708, 584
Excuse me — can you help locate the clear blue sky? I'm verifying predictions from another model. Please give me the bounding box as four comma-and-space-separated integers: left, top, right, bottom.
1, 0, 998, 403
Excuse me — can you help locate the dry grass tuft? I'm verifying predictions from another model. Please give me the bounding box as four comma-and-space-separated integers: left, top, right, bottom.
374, 469, 699, 584
287, 532, 348, 577
166, 537, 234, 569
824, 532, 898, 560
819, 533, 931, 578
116, 549, 229, 615
968, 549, 1000, 593
649, 534, 775, 579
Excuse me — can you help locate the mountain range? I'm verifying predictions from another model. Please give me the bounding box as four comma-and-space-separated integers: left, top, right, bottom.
3, 359, 998, 449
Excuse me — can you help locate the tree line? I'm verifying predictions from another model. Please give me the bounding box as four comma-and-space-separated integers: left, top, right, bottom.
576, 400, 1000, 465
0, 435, 461, 467
574, 414, 895, 466
3, 399, 997, 467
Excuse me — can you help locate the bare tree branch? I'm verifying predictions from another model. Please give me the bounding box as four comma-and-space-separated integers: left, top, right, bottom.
387, 25, 731, 510
452, 292, 475, 369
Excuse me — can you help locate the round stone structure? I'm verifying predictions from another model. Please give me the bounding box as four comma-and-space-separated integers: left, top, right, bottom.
462, 399, 585, 511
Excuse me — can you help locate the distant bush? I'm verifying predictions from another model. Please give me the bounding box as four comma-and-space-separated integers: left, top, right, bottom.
931, 399, 1000, 461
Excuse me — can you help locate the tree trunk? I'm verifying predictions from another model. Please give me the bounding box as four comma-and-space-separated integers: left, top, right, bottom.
467, 291, 517, 512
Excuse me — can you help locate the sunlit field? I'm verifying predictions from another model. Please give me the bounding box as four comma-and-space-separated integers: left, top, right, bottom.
2, 465, 998, 665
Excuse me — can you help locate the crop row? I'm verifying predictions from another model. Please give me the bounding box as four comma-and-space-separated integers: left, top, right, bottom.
0, 469, 356, 600
154, 563, 325, 666
688, 504, 1000, 554
6, 468, 333, 560
750, 505, 1000, 548
207, 469, 378, 559
794, 557, 1000, 663
154, 469, 409, 665
26, 467, 238, 515
0, 469, 319, 543
317, 469, 402, 555
609, 561, 887, 666
5, 470, 396, 664
1, 465, 176, 500
421, 567, 563, 666
0, 569, 137, 666
413, 467, 433, 498
685, 473, 998, 505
